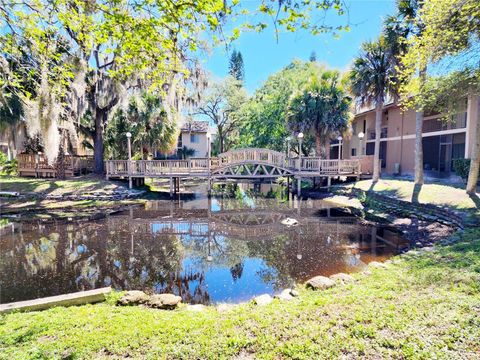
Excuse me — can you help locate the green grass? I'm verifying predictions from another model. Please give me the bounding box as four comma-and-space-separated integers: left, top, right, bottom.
0, 175, 144, 216
0, 175, 129, 195
341, 179, 479, 214
1, 228, 480, 359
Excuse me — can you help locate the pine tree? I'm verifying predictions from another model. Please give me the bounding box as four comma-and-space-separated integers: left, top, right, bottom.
228, 50, 245, 83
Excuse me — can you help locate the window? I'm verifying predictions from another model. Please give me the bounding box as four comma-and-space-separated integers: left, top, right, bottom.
190, 133, 200, 143
381, 127, 388, 138
351, 148, 357, 157
177, 135, 182, 148
366, 143, 375, 155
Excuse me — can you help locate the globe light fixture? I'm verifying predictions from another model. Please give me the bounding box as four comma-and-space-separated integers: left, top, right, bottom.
337, 135, 343, 160
358, 132, 365, 156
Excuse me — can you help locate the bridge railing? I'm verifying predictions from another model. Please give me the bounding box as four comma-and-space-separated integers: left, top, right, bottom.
105, 151, 361, 177
106, 158, 216, 177
218, 148, 287, 168
286, 157, 361, 174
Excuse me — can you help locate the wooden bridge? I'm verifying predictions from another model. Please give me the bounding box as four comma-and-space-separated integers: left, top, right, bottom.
105, 148, 362, 194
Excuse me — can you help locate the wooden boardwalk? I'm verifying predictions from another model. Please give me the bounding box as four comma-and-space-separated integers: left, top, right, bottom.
18, 154, 94, 178
105, 148, 362, 193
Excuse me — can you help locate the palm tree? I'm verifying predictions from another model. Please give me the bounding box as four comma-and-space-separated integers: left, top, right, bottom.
350, 36, 396, 182
104, 93, 178, 160
286, 72, 351, 158
384, 0, 425, 184
130, 94, 178, 159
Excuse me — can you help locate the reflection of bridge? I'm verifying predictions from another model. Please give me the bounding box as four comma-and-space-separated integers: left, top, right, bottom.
107, 214, 360, 241
105, 148, 362, 193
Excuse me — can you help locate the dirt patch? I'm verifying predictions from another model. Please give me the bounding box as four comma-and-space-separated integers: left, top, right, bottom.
391, 218, 454, 246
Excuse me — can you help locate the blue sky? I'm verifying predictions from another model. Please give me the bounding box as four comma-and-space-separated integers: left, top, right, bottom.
204, 0, 396, 93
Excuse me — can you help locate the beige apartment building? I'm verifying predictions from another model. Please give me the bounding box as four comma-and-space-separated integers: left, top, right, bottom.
339, 95, 479, 177
156, 120, 212, 159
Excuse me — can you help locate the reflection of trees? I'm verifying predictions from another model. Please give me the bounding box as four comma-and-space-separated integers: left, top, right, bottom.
0, 220, 184, 303
0, 196, 407, 304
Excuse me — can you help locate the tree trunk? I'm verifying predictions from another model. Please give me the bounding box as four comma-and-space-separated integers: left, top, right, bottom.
93, 108, 106, 174
218, 128, 224, 154
414, 108, 425, 184
373, 102, 383, 182
315, 134, 322, 157
55, 130, 67, 180
414, 67, 426, 185
466, 96, 480, 194
324, 138, 330, 159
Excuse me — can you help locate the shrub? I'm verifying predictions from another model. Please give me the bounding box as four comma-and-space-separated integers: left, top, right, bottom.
0, 153, 18, 175
452, 158, 471, 180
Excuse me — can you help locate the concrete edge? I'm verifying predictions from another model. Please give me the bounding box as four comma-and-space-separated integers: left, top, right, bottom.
0, 287, 112, 314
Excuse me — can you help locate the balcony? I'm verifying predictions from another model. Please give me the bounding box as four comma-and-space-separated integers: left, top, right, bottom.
423, 112, 467, 133
369, 127, 388, 140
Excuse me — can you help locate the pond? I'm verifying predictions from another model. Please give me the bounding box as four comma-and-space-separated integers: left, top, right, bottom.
0, 184, 409, 304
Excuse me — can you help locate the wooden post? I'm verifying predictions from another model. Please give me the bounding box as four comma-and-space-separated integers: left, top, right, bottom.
371, 226, 377, 256
169, 177, 173, 198
297, 177, 301, 197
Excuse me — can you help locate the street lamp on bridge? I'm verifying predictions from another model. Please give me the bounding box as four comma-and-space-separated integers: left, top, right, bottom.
126, 132, 132, 189
297, 132, 304, 196
286, 136, 292, 158
337, 135, 343, 160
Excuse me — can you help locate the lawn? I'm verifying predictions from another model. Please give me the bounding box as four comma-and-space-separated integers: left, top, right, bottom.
1, 228, 479, 359
0, 175, 143, 217
343, 178, 479, 214
0, 175, 129, 196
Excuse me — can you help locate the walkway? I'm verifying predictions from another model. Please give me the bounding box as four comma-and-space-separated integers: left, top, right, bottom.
105, 148, 362, 193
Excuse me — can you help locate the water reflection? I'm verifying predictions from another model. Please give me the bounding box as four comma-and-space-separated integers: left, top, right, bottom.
0, 185, 408, 304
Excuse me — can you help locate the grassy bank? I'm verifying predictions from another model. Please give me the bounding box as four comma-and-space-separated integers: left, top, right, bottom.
0, 175, 144, 217
1, 228, 479, 359
0, 175, 129, 196
343, 178, 479, 215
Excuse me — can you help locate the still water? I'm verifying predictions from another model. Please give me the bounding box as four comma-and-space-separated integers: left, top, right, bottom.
0, 184, 409, 304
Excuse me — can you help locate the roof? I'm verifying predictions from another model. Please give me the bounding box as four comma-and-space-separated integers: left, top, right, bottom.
180, 121, 209, 133
353, 100, 397, 118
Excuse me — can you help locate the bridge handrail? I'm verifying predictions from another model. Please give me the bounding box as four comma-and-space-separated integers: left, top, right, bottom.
105, 148, 362, 177
218, 148, 288, 168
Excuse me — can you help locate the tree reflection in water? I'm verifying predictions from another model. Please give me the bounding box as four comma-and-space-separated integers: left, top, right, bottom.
0, 186, 408, 304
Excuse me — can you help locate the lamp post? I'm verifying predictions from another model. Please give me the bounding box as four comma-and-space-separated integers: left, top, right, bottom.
286, 136, 292, 158
207, 236, 213, 262
337, 135, 343, 160
297, 132, 304, 196
207, 133, 212, 196
358, 131, 365, 156
126, 132, 132, 189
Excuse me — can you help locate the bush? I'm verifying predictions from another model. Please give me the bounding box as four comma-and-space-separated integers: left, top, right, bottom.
0, 152, 18, 175
452, 158, 471, 180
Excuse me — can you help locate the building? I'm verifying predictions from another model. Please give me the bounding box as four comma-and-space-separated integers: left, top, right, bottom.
340, 95, 479, 177
156, 120, 213, 159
